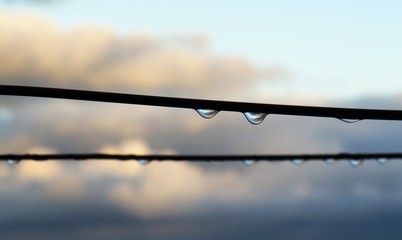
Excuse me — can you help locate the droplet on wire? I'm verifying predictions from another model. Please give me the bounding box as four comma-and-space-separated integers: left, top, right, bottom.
195, 109, 219, 119
324, 158, 336, 165
339, 119, 362, 123
291, 159, 304, 166
376, 158, 388, 165
243, 112, 267, 125
138, 159, 150, 165
243, 159, 256, 166
349, 159, 363, 167
6, 159, 18, 165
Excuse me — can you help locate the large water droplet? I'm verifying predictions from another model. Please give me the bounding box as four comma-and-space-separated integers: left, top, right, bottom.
324, 158, 336, 165
291, 159, 304, 166
376, 157, 388, 165
349, 159, 363, 167
6, 159, 18, 165
195, 109, 219, 119
339, 119, 361, 123
138, 159, 150, 165
243, 112, 267, 125
243, 159, 257, 166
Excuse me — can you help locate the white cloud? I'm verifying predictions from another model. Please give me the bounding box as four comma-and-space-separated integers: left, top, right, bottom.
1, 11, 402, 222
0, 11, 271, 99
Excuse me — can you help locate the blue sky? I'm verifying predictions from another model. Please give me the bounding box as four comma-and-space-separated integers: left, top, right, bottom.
2, 0, 402, 101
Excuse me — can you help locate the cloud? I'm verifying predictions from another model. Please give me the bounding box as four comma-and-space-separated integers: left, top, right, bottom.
1, 10, 402, 240
0, 12, 275, 99
0, 106, 13, 122
2, 99, 402, 240
0, 138, 258, 217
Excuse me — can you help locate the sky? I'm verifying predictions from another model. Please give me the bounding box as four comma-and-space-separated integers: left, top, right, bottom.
2, 0, 402, 101
1, 1, 402, 240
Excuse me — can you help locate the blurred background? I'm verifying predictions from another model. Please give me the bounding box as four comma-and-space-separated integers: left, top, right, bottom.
1, 1, 402, 239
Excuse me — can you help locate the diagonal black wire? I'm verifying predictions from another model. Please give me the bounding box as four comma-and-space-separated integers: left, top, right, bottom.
0, 153, 400, 161
1, 85, 402, 121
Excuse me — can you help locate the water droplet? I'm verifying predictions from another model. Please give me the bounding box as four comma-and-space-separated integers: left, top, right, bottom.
6, 159, 18, 165
243, 159, 257, 166
376, 157, 388, 165
138, 159, 150, 165
291, 159, 304, 166
243, 112, 267, 125
349, 159, 363, 167
195, 109, 219, 119
339, 119, 361, 123
324, 158, 336, 165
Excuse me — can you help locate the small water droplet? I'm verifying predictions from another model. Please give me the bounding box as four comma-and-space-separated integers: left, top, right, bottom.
376, 157, 388, 165
324, 158, 336, 165
138, 159, 150, 165
339, 119, 361, 123
195, 109, 219, 119
6, 159, 18, 165
243, 159, 257, 166
349, 159, 363, 167
291, 159, 304, 166
243, 112, 267, 125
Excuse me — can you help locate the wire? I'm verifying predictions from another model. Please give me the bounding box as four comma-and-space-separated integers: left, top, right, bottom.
1, 85, 402, 121
0, 153, 400, 161
0, 85, 399, 165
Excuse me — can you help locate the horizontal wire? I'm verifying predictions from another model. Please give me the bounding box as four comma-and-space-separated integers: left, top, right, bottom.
0, 153, 401, 161
1, 85, 402, 120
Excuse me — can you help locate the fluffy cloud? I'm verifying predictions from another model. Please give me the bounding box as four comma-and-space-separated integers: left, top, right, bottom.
0, 12, 274, 98
0, 139, 260, 217
1, 10, 402, 240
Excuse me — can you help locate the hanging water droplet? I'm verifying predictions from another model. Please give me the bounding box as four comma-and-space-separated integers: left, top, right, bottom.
138, 159, 150, 165
243, 159, 257, 166
243, 112, 267, 125
195, 109, 219, 119
6, 159, 18, 165
291, 159, 304, 166
339, 118, 361, 123
349, 159, 363, 167
376, 157, 388, 165
324, 158, 336, 165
